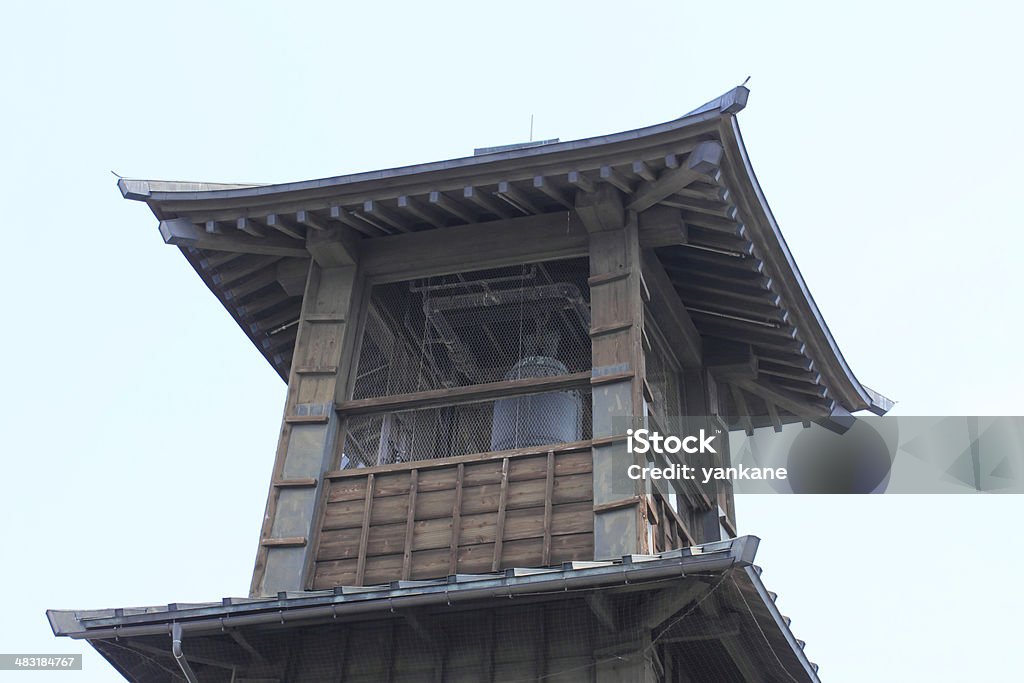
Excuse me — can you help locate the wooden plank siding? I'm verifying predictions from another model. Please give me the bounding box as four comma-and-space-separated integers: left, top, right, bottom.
313, 444, 595, 588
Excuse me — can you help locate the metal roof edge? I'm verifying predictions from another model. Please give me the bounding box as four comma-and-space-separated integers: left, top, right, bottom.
49, 536, 759, 639
114, 93, 745, 206
742, 564, 823, 683
718, 116, 882, 413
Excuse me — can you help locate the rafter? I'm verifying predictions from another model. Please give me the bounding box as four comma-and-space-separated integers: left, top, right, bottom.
429, 190, 476, 223
398, 195, 446, 228
463, 185, 511, 218
496, 180, 542, 215
628, 140, 724, 212
159, 218, 307, 258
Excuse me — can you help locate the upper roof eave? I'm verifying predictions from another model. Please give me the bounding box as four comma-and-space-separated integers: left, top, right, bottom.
715, 116, 890, 414
117, 92, 745, 210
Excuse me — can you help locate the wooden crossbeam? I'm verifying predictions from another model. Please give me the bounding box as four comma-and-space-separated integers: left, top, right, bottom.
159, 218, 308, 258
640, 581, 707, 629
463, 185, 512, 218
398, 195, 446, 228
266, 213, 304, 240
628, 140, 724, 212
496, 180, 542, 215
640, 250, 702, 367
296, 209, 329, 231
329, 205, 382, 236
631, 160, 657, 181
739, 378, 828, 418
429, 190, 476, 223
533, 175, 574, 209
599, 165, 633, 193
730, 384, 755, 435
237, 216, 271, 238
362, 200, 411, 232
567, 170, 596, 193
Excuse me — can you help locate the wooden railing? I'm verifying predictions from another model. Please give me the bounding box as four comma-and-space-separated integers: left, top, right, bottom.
312, 441, 595, 588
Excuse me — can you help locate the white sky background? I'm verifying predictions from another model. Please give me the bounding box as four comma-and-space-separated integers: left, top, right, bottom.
1, 1, 1022, 680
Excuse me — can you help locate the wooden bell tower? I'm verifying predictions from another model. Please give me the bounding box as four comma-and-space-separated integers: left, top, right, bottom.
117, 86, 889, 599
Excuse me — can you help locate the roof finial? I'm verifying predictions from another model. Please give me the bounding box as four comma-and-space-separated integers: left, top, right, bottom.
741, 76, 751, 87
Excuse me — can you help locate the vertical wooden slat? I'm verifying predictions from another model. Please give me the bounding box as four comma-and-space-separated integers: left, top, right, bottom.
402, 469, 419, 580
541, 450, 555, 565
491, 458, 510, 571
448, 463, 464, 575
659, 499, 669, 551
355, 473, 375, 586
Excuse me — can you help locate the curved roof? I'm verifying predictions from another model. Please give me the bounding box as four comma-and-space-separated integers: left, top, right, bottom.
120, 87, 890, 420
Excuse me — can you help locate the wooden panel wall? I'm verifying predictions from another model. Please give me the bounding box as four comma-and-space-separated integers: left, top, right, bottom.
312, 444, 594, 588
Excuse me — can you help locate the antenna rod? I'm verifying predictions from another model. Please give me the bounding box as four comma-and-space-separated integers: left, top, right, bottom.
529, 114, 534, 142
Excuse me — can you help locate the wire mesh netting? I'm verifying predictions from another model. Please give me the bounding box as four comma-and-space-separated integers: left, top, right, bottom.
352, 259, 592, 400
339, 390, 593, 468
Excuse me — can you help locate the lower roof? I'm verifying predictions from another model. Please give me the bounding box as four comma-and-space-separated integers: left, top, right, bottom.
49, 536, 821, 682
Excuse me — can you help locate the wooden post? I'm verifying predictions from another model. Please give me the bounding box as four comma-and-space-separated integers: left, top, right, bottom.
581, 186, 649, 559
250, 239, 363, 596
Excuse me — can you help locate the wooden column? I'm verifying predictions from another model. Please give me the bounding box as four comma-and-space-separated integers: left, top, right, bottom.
250, 229, 362, 596
581, 186, 649, 559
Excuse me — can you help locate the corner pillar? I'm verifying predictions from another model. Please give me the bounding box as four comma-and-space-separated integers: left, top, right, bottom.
250, 243, 363, 596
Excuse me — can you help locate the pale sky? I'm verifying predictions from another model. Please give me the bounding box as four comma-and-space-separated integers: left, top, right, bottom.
2, 2, 1022, 681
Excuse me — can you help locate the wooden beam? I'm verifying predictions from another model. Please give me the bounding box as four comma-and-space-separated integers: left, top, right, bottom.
729, 384, 755, 436
236, 216, 267, 238
631, 160, 657, 181
656, 613, 742, 643
542, 450, 554, 565
296, 209, 329, 232
496, 180, 542, 215
266, 213, 305, 240
306, 224, 359, 268
640, 581, 707, 629
491, 458, 510, 571
357, 208, 690, 282
585, 593, 619, 632
449, 463, 464, 575
359, 211, 585, 281
398, 195, 446, 228
574, 184, 624, 233
567, 170, 596, 193
401, 469, 418, 580
637, 205, 687, 247
533, 175, 574, 209
766, 400, 783, 432
627, 140, 724, 212
355, 473, 375, 585
706, 341, 758, 381
599, 165, 633, 193
428, 190, 476, 223
362, 200, 411, 232
739, 378, 828, 418
159, 218, 308, 258
329, 205, 383, 236
463, 185, 512, 218
640, 250, 702, 367
336, 372, 591, 415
